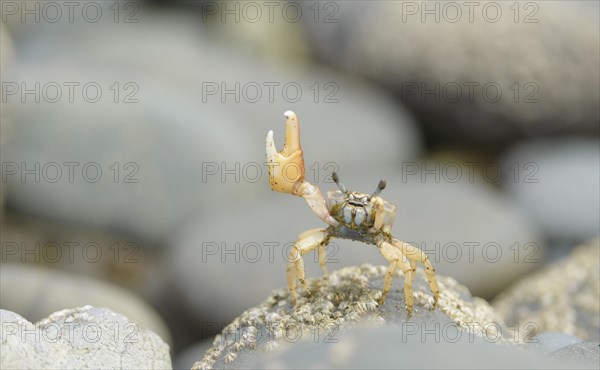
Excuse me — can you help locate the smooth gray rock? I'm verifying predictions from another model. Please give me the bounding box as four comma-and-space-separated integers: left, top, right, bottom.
193, 264, 512, 369
248, 326, 594, 370
493, 239, 600, 342
0, 264, 171, 345
299, 1, 600, 144
0, 213, 153, 283
174, 340, 213, 370
0, 306, 171, 369
0, 24, 15, 218
500, 139, 600, 242
0, 24, 14, 68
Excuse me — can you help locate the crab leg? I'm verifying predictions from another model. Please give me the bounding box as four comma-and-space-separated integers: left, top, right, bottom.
393, 239, 440, 307
266, 111, 338, 226
377, 240, 414, 314
287, 228, 330, 305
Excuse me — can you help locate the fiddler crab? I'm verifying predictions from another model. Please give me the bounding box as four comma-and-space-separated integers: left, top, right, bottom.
266, 111, 439, 314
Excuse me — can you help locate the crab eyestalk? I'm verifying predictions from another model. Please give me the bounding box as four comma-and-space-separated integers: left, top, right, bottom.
266, 111, 338, 227
331, 172, 348, 193
371, 180, 386, 197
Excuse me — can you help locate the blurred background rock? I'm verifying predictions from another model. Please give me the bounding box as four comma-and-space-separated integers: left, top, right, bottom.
298, 0, 600, 147
1, 0, 598, 367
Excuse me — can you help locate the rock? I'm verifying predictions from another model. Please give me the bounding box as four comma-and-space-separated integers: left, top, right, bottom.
0, 23, 14, 74
550, 342, 600, 367
2, 5, 421, 243
299, 1, 600, 145
0, 24, 15, 217
169, 169, 543, 325
0, 213, 153, 285
0, 213, 182, 348
198, 0, 312, 61
529, 332, 584, 354
1, 52, 247, 243
247, 326, 591, 370
493, 239, 600, 342
192, 264, 512, 369
500, 138, 600, 242
174, 340, 213, 370
0, 263, 172, 346
0, 306, 171, 369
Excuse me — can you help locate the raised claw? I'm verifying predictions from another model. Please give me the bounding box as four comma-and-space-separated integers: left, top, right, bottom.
266, 111, 339, 227
266, 111, 305, 194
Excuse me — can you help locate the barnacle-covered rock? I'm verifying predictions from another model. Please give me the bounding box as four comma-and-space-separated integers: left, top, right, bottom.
192, 264, 511, 369
550, 342, 600, 365
493, 238, 600, 342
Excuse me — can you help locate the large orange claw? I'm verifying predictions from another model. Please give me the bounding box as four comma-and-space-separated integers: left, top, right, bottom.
266, 111, 338, 227
266, 111, 305, 194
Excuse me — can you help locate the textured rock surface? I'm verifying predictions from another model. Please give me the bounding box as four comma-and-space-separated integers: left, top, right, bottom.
550, 342, 600, 366
493, 239, 600, 341
529, 332, 584, 354
500, 139, 600, 242
192, 264, 511, 369
299, 1, 600, 145
0, 306, 171, 369
0, 264, 171, 345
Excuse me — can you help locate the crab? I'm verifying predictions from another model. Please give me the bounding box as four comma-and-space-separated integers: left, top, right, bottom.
266, 111, 439, 314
